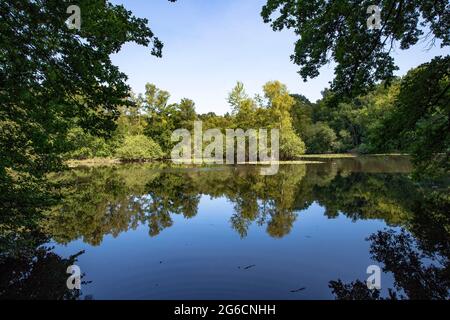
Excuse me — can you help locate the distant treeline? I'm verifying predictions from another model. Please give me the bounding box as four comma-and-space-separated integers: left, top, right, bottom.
66, 57, 449, 179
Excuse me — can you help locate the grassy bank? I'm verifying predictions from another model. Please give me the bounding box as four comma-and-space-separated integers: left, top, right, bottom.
298, 153, 409, 159
66, 158, 122, 167
66, 154, 410, 168
66, 158, 323, 168
298, 153, 358, 159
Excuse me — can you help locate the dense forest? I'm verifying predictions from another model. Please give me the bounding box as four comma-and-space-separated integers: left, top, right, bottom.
66, 57, 449, 182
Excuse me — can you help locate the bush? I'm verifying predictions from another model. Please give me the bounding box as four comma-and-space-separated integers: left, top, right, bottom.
115, 135, 164, 161
65, 127, 113, 160
280, 128, 306, 159
304, 122, 338, 154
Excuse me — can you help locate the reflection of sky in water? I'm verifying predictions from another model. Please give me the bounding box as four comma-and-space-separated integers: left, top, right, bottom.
52, 197, 398, 300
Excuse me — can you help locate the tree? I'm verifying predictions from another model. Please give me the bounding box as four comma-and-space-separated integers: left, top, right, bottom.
307, 79, 402, 153
143, 83, 176, 152
143, 83, 200, 153
261, 0, 449, 175
261, 0, 449, 97
198, 112, 234, 131
115, 93, 147, 137
0, 0, 174, 244
1, 0, 169, 174
370, 56, 450, 177
228, 82, 258, 129
144, 83, 171, 114
304, 122, 338, 154
175, 98, 197, 131
290, 94, 314, 138
263, 81, 306, 158
228, 81, 249, 114
64, 127, 113, 160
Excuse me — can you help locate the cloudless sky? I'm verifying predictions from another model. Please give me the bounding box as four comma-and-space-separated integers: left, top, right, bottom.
110, 0, 447, 115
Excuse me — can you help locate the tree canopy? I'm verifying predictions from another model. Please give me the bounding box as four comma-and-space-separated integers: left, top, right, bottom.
0, 0, 175, 248
261, 0, 450, 97
262, 0, 449, 176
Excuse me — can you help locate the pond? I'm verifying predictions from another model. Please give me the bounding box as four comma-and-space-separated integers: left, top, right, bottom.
2, 156, 449, 300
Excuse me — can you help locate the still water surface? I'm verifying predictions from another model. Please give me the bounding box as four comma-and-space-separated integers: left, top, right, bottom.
8, 156, 450, 299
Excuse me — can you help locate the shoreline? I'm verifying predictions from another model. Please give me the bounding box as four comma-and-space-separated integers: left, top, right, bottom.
65, 153, 410, 168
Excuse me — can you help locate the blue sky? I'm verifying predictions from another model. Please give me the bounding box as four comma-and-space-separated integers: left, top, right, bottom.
110, 0, 447, 115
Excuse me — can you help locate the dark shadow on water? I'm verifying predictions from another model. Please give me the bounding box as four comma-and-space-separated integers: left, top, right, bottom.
329, 189, 450, 300
0, 244, 86, 300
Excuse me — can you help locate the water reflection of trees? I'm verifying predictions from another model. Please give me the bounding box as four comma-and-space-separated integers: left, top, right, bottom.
313, 173, 417, 223
42, 164, 309, 242
2, 157, 448, 300
0, 242, 85, 300
40, 159, 448, 245
329, 190, 450, 300
39, 158, 450, 300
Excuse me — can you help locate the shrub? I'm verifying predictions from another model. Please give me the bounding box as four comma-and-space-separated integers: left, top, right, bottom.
65, 127, 113, 160
115, 135, 164, 161
280, 128, 306, 159
304, 122, 338, 154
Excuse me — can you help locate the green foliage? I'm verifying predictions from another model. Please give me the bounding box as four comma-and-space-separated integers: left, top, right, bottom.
228, 81, 249, 114
265, 81, 307, 159
64, 127, 113, 160
138, 81, 306, 160
0, 0, 171, 243
175, 98, 197, 131
279, 129, 306, 159
261, 0, 449, 176
290, 79, 411, 155
40, 156, 446, 246
115, 135, 164, 161
369, 56, 449, 177
198, 112, 234, 131
303, 122, 338, 154
227, 81, 306, 159
261, 0, 449, 97
290, 94, 342, 154
143, 84, 199, 153
115, 93, 147, 137
290, 94, 314, 136
1, 0, 166, 176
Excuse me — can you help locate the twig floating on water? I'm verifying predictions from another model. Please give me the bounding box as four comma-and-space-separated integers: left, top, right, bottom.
290, 287, 306, 293
238, 264, 256, 270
